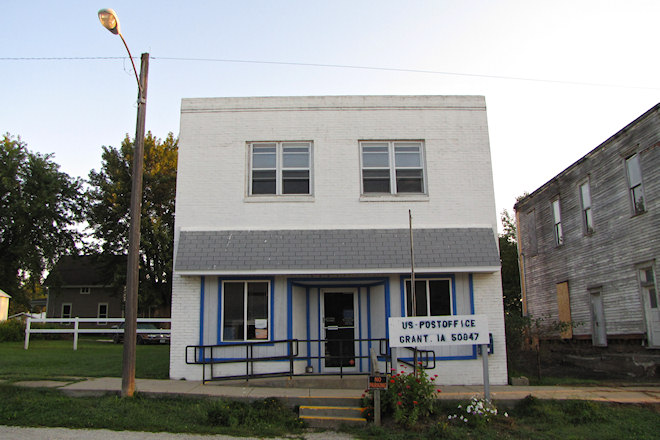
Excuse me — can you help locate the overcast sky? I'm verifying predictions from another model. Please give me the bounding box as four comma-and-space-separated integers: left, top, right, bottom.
2, 1, 659, 223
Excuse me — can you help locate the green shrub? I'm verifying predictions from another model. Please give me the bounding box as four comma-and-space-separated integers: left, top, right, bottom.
0, 319, 24, 342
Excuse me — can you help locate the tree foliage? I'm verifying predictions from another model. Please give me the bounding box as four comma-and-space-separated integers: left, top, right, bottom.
0, 134, 84, 312
499, 209, 521, 316
86, 132, 177, 313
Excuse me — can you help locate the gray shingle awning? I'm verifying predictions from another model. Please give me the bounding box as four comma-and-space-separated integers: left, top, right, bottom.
174, 228, 500, 275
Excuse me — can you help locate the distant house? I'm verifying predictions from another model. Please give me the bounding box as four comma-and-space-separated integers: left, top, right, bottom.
170, 95, 507, 385
515, 103, 660, 350
45, 255, 125, 326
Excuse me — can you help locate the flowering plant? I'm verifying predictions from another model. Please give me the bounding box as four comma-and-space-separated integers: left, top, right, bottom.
447, 396, 505, 427
362, 364, 441, 427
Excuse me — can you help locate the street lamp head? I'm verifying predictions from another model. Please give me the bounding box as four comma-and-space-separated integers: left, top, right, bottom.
98, 8, 121, 35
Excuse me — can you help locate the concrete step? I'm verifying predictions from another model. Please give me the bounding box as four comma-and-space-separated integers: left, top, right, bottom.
283, 395, 363, 408
299, 405, 367, 428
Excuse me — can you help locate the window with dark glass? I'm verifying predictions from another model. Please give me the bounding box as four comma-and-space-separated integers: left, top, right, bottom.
579, 181, 593, 234
626, 154, 645, 214
222, 281, 269, 341
405, 279, 451, 317
361, 141, 425, 195
250, 142, 311, 195
552, 199, 564, 246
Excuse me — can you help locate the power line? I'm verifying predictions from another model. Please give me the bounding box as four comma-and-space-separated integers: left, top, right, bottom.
2, 55, 658, 91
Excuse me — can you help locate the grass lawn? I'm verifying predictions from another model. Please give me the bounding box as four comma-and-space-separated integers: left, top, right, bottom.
0, 384, 658, 439
0, 339, 169, 381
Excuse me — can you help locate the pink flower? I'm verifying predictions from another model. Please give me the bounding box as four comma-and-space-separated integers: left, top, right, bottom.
397, 401, 402, 406
390, 379, 395, 383
413, 400, 418, 405
406, 385, 411, 389
437, 389, 442, 393
397, 392, 402, 397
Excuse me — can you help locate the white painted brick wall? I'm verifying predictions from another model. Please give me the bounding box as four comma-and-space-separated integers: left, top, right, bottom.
171, 96, 506, 383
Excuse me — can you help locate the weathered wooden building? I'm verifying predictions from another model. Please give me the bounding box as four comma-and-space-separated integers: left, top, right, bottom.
515, 104, 660, 356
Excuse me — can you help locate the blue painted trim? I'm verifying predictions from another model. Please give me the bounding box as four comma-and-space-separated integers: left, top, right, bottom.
305, 287, 311, 367
216, 276, 275, 345
469, 274, 475, 314
367, 286, 372, 356
316, 288, 322, 372
286, 279, 293, 356
384, 279, 391, 340
399, 355, 475, 362
358, 288, 363, 372
199, 276, 205, 347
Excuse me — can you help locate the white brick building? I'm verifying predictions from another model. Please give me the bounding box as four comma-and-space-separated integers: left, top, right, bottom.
170, 95, 507, 385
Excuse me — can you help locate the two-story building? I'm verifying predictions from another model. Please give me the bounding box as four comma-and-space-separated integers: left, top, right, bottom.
515, 104, 660, 358
169, 95, 507, 385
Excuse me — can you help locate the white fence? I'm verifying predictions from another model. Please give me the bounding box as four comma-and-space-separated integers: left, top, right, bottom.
24, 317, 171, 351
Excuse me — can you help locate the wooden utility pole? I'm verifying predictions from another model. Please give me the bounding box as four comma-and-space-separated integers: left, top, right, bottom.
122, 52, 149, 398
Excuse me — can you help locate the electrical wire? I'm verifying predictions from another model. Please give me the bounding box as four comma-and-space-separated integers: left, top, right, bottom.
1, 55, 658, 91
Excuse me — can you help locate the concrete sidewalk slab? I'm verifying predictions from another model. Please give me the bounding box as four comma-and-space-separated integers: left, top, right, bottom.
11, 376, 660, 406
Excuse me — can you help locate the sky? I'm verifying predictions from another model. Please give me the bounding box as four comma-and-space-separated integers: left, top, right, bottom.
2, 0, 659, 224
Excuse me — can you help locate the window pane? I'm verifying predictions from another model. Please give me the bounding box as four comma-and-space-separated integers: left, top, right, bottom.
396, 169, 423, 193
362, 144, 390, 167
429, 280, 451, 315
580, 183, 591, 209
363, 169, 390, 193
552, 200, 561, 222
282, 144, 310, 168
632, 186, 645, 213
395, 143, 421, 167
247, 282, 268, 339
626, 155, 642, 186
649, 288, 658, 309
252, 145, 276, 169
405, 280, 428, 316
282, 170, 310, 194
252, 170, 276, 194
584, 208, 593, 232
223, 282, 244, 341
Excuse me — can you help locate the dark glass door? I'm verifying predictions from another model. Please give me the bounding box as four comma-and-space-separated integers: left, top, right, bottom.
323, 291, 356, 368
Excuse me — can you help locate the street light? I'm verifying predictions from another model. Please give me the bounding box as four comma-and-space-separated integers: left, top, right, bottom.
98, 8, 149, 398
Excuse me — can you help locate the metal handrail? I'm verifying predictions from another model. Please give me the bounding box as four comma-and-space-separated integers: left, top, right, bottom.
186, 337, 392, 383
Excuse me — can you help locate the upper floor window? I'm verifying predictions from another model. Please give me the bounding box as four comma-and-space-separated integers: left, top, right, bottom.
80, 287, 90, 295
249, 142, 311, 196
552, 199, 564, 246
222, 281, 270, 342
579, 181, 594, 234
625, 154, 645, 214
405, 278, 452, 317
361, 141, 425, 195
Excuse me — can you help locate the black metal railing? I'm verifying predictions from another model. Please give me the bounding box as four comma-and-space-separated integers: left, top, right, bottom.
186, 338, 402, 383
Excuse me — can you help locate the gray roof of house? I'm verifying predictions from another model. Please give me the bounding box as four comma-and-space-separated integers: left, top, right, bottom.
175, 228, 500, 274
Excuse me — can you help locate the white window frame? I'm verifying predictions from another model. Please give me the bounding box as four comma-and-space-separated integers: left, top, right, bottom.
360, 141, 426, 195
639, 266, 658, 310
404, 278, 453, 317
80, 287, 90, 295
61, 303, 72, 319
97, 302, 109, 325
579, 180, 594, 235
552, 199, 564, 246
248, 141, 312, 196
625, 153, 645, 215
221, 280, 271, 342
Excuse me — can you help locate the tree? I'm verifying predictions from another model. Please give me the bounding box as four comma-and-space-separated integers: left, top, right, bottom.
0, 134, 84, 312
499, 209, 521, 316
86, 132, 177, 314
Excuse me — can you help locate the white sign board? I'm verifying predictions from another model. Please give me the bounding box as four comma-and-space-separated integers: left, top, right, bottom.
388, 315, 489, 347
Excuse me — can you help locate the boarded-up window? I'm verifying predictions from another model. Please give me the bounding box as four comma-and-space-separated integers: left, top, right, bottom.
556, 281, 572, 339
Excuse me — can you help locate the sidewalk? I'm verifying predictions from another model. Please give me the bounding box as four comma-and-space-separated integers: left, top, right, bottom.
11, 377, 660, 406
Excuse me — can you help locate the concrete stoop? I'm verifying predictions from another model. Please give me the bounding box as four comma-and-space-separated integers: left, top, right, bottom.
297, 396, 367, 428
